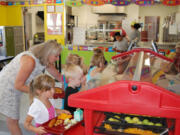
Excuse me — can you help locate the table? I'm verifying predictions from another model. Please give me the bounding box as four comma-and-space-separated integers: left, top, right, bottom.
0, 56, 14, 70
0, 56, 14, 63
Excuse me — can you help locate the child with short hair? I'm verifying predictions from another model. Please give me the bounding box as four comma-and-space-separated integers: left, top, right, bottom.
65, 53, 87, 75
24, 74, 70, 135
63, 64, 84, 113
113, 31, 129, 53
61, 54, 87, 109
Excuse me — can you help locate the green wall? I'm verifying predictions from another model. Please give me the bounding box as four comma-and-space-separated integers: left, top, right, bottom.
61, 47, 116, 66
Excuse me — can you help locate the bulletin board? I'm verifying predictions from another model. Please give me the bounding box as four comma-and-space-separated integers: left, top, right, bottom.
47, 13, 62, 35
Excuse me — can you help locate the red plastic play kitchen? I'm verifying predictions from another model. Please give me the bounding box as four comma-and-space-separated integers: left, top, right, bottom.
68, 49, 180, 135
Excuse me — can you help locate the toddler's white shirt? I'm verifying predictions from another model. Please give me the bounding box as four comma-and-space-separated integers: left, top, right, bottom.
28, 98, 56, 124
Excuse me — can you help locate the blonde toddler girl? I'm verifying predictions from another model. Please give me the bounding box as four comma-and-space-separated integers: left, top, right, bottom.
24, 74, 69, 135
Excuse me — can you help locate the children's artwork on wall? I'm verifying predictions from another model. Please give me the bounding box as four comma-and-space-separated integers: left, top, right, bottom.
46, 0, 53, 3
56, 0, 63, 3
82, 46, 88, 51
37, 0, 44, 4
66, 0, 84, 7
47, 13, 62, 35
73, 46, 78, 51
68, 46, 73, 50
88, 46, 95, 51
134, 0, 154, 6
56, 5, 64, 12
163, 0, 180, 6
111, 0, 131, 6
85, 0, 105, 6
7, 2, 13, 5
47, 5, 55, 13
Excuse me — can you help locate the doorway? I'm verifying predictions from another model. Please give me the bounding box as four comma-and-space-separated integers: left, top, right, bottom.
22, 6, 44, 50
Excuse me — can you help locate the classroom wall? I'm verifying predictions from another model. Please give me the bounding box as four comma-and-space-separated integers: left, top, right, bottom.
6, 6, 23, 26
139, 5, 178, 42
72, 5, 99, 28
44, 4, 65, 45
0, 6, 22, 26
178, 6, 180, 12
27, 6, 44, 36
0, 4, 65, 45
0, 6, 7, 26
71, 4, 179, 43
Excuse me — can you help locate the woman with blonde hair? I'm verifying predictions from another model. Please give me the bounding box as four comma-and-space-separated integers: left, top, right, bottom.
0, 40, 62, 135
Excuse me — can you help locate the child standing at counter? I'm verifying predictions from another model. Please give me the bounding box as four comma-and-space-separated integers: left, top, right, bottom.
63, 64, 84, 114
24, 74, 70, 135
113, 32, 129, 53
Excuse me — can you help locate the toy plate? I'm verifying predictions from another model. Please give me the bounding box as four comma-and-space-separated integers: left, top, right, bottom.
41, 117, 82, 135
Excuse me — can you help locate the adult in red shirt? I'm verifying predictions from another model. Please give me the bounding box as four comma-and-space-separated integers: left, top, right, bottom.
110, 21, 127, 40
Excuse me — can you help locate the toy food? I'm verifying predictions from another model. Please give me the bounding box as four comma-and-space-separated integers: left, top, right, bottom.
58, 113, 72, 120
48, 119, 56, 128
54, 119, 63, 127
55, 87, 63, 94
108, 117, 119, 122
124, 128, 158, 135
104, 124, 112, 130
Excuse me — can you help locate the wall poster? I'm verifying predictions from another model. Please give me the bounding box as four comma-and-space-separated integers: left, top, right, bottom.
47, 13, 62, 35
47, 5, 55, 12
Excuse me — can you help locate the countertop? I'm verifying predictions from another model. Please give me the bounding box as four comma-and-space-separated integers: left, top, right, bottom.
67, 41, 177, 49
85, 41, 113, 47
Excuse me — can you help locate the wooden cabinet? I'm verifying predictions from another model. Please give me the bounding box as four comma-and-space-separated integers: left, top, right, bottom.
5, 26, 24, 56
145, 16, 160, 42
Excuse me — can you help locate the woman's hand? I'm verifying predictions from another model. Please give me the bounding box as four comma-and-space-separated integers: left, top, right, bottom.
35, 126, 47, 135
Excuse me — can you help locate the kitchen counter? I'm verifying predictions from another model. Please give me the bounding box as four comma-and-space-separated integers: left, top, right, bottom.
73, 41, 177, 49
0, 56, 14, 63
85, 41, 113, 47
0, 56, 14, 70
138, 42, 176, 49
156, 42, 176, 49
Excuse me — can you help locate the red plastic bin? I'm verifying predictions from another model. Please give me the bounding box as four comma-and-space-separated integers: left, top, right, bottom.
69, 80, 180, 135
